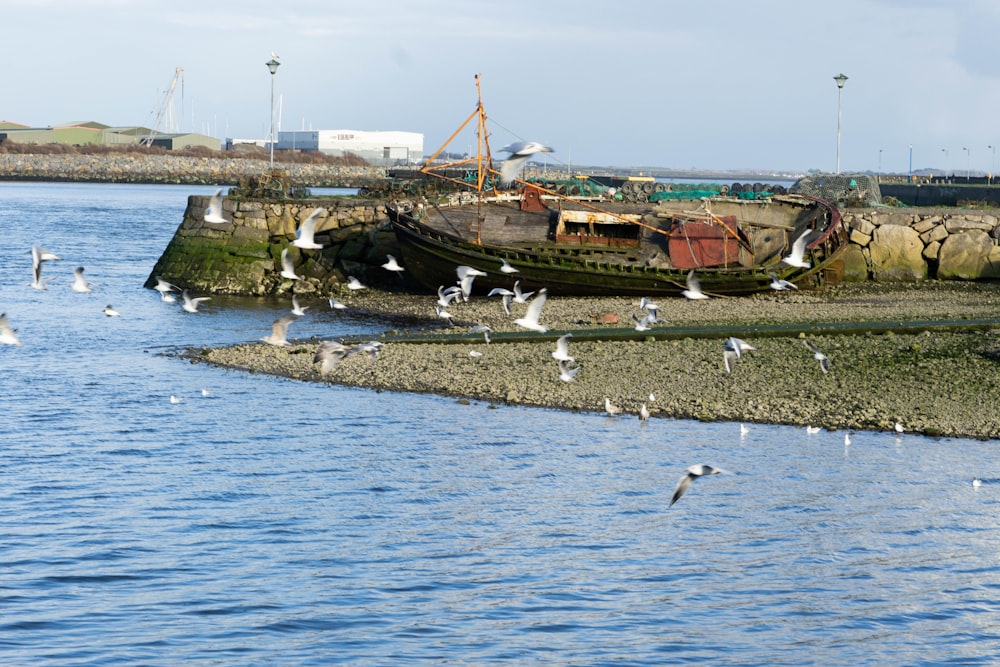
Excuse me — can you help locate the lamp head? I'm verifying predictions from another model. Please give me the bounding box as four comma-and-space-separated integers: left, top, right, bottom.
266, 59, 280, 75
833, 73, 848, 89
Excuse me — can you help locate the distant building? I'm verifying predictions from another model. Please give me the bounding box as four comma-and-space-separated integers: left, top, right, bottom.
0, 121, 221, 150
276, 129, 423, 165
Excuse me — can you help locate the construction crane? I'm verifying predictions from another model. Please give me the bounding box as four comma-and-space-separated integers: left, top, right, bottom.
142, 67, 184, 147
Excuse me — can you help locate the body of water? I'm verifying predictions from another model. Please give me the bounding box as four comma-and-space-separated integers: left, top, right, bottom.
2, 182, 999, 665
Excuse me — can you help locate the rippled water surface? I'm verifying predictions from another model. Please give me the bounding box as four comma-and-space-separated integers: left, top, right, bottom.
2, 182, 1000, 665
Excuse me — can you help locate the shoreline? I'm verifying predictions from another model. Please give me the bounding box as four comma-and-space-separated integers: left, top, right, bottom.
186, 281, 1000, 440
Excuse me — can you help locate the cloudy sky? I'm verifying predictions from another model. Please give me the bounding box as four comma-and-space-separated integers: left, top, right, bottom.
3, 0, 999, 174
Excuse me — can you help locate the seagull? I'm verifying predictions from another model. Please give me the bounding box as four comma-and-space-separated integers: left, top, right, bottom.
103, 304, 121, 317
639, 403, 650, 421
605, 398, 622, 416
806, 425, 821, 435
639, 297, 660, 319
0, 313, 23, 346
500, 293, 514, 316
499, 141, 553, 185
551, 333, 574, 362
456, 265, 487, 299
280, 248, 301, 280
291, 295, 309, 316
329, 297, 347, 310
314, 340, 351, 375
71, 267, 94, 293
514, 288, 548, 332
682, 270, 709, 300
669, 464, 726, 507
469, 350, 483, 358
181, 289, 211, 313
468, 323, 492, 344
769, 273, 798, 291
346, 276, 366, 290
725, 337, 756, 358
382, 254, 405, 275
153, 276, 180, 295
512, 280, 535, 304
30, 246, 54, 290
160, 291, 177, 303
169, 395, 183, 404
499, 258, 519, 274
804, 340, 830, 373
201, 388, 211, 397
347, 340, 384, 362
974, 477, 982, 488
845, 432, 852, 446
261, 315, 295, 346
557, 358, 579, 382
435, 305, 455, 326
34, 246, 61, 262
633, 313, 657, 331
723, 347, 739, 374
782, 229, 813, 268
740, 423, 750, 438
292, 208, 324, 249
204, 188, 227, 224
894, 422, 904, 434
438, 285, 463, 307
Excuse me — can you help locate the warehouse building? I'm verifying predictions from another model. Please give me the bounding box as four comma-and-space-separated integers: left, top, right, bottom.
275, 129, 423, 165
0, 121, 221, 150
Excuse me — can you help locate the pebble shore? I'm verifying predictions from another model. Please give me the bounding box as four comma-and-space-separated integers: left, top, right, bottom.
189, 281, 1000, 440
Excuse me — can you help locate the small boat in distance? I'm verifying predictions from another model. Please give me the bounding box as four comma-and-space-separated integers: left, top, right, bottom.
386, 76, 849, 298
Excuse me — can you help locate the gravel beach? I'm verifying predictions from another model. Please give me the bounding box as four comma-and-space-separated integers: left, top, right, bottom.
189, 281, 1000, 439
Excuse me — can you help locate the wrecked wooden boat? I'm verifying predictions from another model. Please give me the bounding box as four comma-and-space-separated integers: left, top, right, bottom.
386, 76, 848, 297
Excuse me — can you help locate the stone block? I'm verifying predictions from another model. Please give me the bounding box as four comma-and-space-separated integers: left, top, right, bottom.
945, 219, 994, 233
849, 229, 871, 246
922, 240, 941, 260
851, 217, 876, 236
869, 224, 926, 281
920, 224, 949, 244
840, 244, 869, 282
937, 230, 992, 279
911, 218, 938, 234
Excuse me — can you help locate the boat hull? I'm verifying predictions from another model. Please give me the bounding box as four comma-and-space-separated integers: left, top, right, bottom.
387, 195, 848, 297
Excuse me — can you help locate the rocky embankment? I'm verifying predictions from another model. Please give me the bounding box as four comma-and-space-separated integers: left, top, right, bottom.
0, 153, 384, 187
190, 281, 1000, 440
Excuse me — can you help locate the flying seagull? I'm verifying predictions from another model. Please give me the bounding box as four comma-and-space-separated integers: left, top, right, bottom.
682, 270, 709, 300
499, 258, 519, 274
439, 285, 464, 307
514, 288, 548, 332
204, 188, 227, 224
804, 340, 830, 373
669, 464, 726, 507
261, 315, 295, 346
557, 358, 579, 382
382, 254, 405, 275
153, 276, 179, 295
329, 297, 347, 310
551, 333, 574, 362
292, 208, 324, 249
0, 313, 23, 346
346, 276, 367, 291
456, 265, 487, 299
291, 295, 309, 316
512, 280, 535, 304
723, 347, 739, 374
314, 340, 351, 375
181, 289, 211, 313
725, 337, 756, 358
782, 229, 813, 268
435, 305, 455, 327
280, 248, 301, 281
769, 273, 798, 291
30, 245, 56, 290
71, 266, 95, 293
499, 141, 553, 185
468, 323, 492, 344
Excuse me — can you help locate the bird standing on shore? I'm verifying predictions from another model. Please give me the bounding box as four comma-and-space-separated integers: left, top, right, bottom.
499, 141, 553, 185
669, 464, 726, 507
605, 398, 622, 416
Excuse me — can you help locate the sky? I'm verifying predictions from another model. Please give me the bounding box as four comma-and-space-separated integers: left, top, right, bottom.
3, 0, 1000, 175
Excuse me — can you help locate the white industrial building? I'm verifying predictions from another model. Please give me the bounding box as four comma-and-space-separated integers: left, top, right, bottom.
275, 129, 423, 165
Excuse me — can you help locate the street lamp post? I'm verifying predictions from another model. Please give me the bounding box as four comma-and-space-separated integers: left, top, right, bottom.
266, 58, 281, 169
941, 148, 949, 180
909, 144, 913, 182
963, 146, 971, 181
878, 148, 883, 183
834, 73, 848, 174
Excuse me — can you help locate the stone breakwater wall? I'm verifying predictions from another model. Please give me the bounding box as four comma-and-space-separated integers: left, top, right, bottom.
144, 194, 399, 295
0, 153, 384, 186
840, 208, 1000, 282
